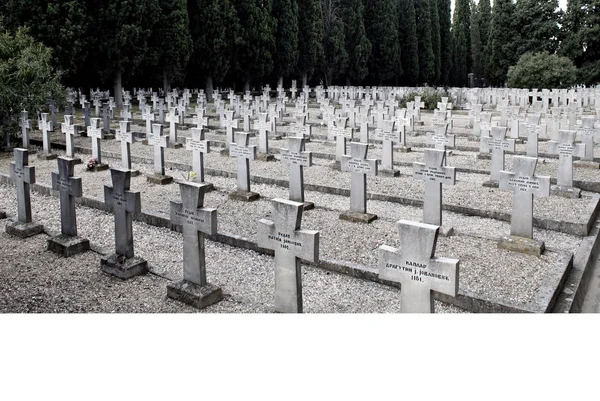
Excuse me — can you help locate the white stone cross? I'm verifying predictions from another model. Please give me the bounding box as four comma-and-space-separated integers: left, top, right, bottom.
39, 113, 53, 155
61, 115, 76, 158
379, 220, 459, 313
576, 116, 598, 162
341, 142, 378, 215
87, 118, 104, 164
186, 128, 210, 183
375, 119, 400, 172
258, 198, 319, 313
19, 111, 32, 148
223, 110, 239, 148
427, 123, 455, 151
166, 107, 180, 145
499, 156, 550, 239
10, 148, 36, 223
413, 149, 456, 227
115, 121, 136, 171
254, 112, 272, 155
280, 137, 312, 204
289, 115, 311, 141
148, 124, 170, 176
332, 117, 354, 162
548, 130, 586, 188
52, 157, 83, 237
142, 105, 154, 136
230, 132, 257, 193
521, 114, 546, 157
482, 126, 516, 183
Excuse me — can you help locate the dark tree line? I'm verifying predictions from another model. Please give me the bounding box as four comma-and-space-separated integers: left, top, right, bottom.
0, 0, 597, 97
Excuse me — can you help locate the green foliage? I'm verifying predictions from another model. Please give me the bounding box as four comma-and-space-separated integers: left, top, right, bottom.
399, 88, 455, 111
340, 0, 371, 84
321, 0, 347, 86
430, 0, 441, 84
485, 0, 516, 86
414, 0, 435, 84
451, 0, 471, 86
297, 0, 324, 82
364, 0, 401, 84
470, 1, 484, 83
478, 0, 492, 49
437, 0, 452, 85
507, 52, 577, 89
0, 28, 65, 141
513, 0, 561, 56
273, 0, 299, 80
398, 0, 419, 85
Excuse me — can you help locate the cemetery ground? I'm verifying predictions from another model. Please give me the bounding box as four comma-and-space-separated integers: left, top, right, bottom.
2, 100, 600, 313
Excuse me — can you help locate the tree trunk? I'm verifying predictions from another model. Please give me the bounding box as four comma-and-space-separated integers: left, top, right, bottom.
206, 75, 214, 102
244, 80, 250, 93
114, 71, 123, 107
278, 76, 284, 88
163, 71, 171, 95
302, 73, 308, 88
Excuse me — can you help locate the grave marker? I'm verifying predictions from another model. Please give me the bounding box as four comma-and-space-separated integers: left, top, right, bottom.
339, 142, 379, 223
115, 121, 139, 175
37, 113, 57, 160
19, 111, 32, 149
229, 132, 259, 201
87, 118, 109, 171
254, 112, 275, 161
186, 128, 211, 186
427, 123, 455, 152
61, 115, 80, 162
548, 129, 586, 198
481, 126, 515, 186
375, 119, 400, 176
280, 137, 314, 209
573, 116, 599, 169
146, 124, 173, 185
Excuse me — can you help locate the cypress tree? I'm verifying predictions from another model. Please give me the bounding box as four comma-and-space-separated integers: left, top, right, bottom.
514, 0, 561, 56
398, 0, 419, 85
451, 0, 471, 86
322, 0, 348, 87
478, 0, 492, 50
340, 0, 372, 85
486, 0, 516, 86
364, 0, 401, 84
272, 0, 299, 87
470, 1, 483, 85
414, 0, 435, 84
438, 0, 452, 85
559, 0, 585, 66
430, 0, 441, 84
297, 0, 324, 86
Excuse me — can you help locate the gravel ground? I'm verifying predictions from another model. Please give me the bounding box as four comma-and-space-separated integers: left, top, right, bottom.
0, 185, 465, 313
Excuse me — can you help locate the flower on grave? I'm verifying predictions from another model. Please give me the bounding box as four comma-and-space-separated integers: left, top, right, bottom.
87, 157, 98, 170
188, 171, 197, 181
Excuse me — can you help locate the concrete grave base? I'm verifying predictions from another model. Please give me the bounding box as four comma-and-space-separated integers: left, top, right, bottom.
23, 149, 37, 155
270, 133, 283, 140
399, 146, 412, 153
256, 153, 276, 162
168, 142, 184, 149
498, 235, 545, 257
330, 161, 342, 171
86, 163, 110, 172
229, 190, 260, 202
573, 160, 600, 169
339, 211, 378, 224
166, 280, 223, 310
414, 121, 424, 126
476, 153, 491, 160
551, 185, 581, 199
219, 148, 230, 157
301, 201, 315, 211
128, 169, 141, 178
47, 234, 90, 257
379, 168, 400, 177
5, 220, 44, 238
0, 210, 6, 219
69, 157, 83, 165
101, 253, 148, 279
146, 174, 174, 185
482, 180, 499, 188
37, 153, 58, 161
439, 225, 455, 237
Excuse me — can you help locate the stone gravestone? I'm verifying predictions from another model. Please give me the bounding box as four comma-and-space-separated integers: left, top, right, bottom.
101, 102, 111, 136
47, 157, 90, 257
142, 105, 154, 138
413, 149, 456, 236
521, 114, 546, 158
186, 128, 212, 188
548, 130, 586, 198
379, 220, 459, 313
166, 107, 183, 148
254, 112, 275, 161
146, 124, 173, 185
167, 181, 222, 309
83, 101, 91, 128
101, 168, 148, 278
427, 123, 455, 153
61, 115, 81, 164
331, 117, 354, 170
573, 116, 599, 169
375, 119, 400, 177
19, 111, 32, 150
6, 149, 44, 238
258, 198, 319, 313
481, 126, 516, 187
115, 121, 140, 176
289, 115, 311, 142
86, 118, 109, 171
339, 142, 379, 223
229, 132, 259, 201
221, 110, 239, 155
280, 136, 314, 210
498, 156, 550, 256
37, 113, 58, 160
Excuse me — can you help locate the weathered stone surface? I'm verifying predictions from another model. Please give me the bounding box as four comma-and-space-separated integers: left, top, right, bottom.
167, 280, 223, 310
497, 235, 545, 257
573, 160, 600, 169
5, 220, 44, 238
379, 168, 400, 177
228, 190, 260, 202
339, 211, 378, 224
256, 153, 275, 162
47, 234, 90, 257
86, 163, 110, 172
146, 174, 173, 185
551, 185, 581, 199
101, 253, 148, 279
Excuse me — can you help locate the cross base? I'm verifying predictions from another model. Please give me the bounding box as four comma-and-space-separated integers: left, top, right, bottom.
86, 163, 110, 172
414, 121, 424, 126
229, 190, 260, 202
37, 152, 58, 161
127, 169, 141, 177
5, 220, 44, 238
47, 234, 90, 257
476, 153, 491, 160
299, 201, 315, 211
498, 235, 545, 257
330, 161, 342, 171
0, 210, 6, 219
168, 142, 184, 149
102, 132, 116, 140
256, 153, 276, 162
420, 222, 454, 237
220, 148, 231, 157
551, 185, 581, 199
101, 253, 148, 279
270, 133, 283, 140
146, 174, 173, 185
573, 160, 600, 169
166, 280, 223, 310
482, 180, 499, 188
339, 211, 378, 224
399, 146, 412, 153
379, 168, 400, 177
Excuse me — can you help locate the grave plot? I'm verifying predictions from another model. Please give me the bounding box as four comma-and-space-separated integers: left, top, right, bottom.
0, 183, 464, 313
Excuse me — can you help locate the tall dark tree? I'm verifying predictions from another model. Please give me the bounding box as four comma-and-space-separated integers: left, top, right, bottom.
486, 0, 516, 86
187, 0, 238, 99
430, 0, 441, 83
230, 0, 276, 91
470, 1, 483, 84
321, 0, 348, 87
340, 0, 371, 84
148, 0, 192, 92
414, 0, 435, 84
398, 0, 419, 85
364, 0, 401, 84
559, 0, 585, 65
297, 0, 324, 86
478, 0, 492, 51
451, 0, 471, 86
438, 0, 452, 85
514, 0, 561, 57
272, 0, 299, 87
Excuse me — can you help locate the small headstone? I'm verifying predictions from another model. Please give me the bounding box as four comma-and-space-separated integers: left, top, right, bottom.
186, 128, 211, 186
19, 111, 32, 149
254, 112, 275, 161
229, 132, 259, 201
165, 107, 183, 148
521, 114, 546, 157
37, 113, 57, 160
60, 115, 81, 163
6, 149, 44, 237
481, 126, 515, 186
573, 116, 599, 169
258, 198, 319, 313
167, 181, 222, 309
280, 137, 314, 210
146, 124, 173, 185
331, 117, 354, 170
47, 157, 90, 257
548, 130, 586, 198
142, 105, 154, 137
101, 168, 148, 278
115, 121, 139, 176
375, 120, 400, 177
379, 220, 459, 313
86, 118, 109, 171
222, 110, 239, 151
339, 142, 378, 223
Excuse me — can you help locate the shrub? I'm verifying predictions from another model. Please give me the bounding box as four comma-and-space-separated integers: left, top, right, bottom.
507, 52, 577, 89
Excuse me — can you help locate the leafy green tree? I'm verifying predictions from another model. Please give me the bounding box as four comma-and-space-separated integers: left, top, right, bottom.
430, 0, 441, 83
273, 0, 299, 87
414, 0, 435, 84
0, 28, 65, 143
340, 0, 371, 84
470, 1, 483, 84
398, 0, 419, 85
297, 0, 324, 86
437, 0, 452, 85
507, 52, 577, 89
485, 0, 516, 86
451, 0, 470, 86
187, 0, 238, 99
321, 0, 348, 87
513, 0, 561, 56
364, 0, 401, 84
478, 0, 491, 79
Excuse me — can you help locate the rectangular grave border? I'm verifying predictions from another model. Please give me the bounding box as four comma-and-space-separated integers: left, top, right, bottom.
0, 173, 579, 314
